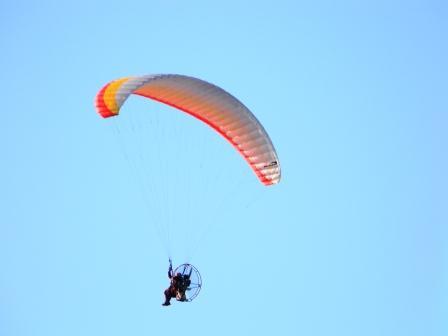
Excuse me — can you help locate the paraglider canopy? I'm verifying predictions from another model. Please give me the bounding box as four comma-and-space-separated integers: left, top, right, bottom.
95, 74, 281, 185
173, 263, 202, 302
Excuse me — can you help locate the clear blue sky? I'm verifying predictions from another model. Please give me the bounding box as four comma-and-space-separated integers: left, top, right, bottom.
1, 1, 447, 335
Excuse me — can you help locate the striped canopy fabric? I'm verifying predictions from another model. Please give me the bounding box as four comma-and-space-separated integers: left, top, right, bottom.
95, 74, 281, 185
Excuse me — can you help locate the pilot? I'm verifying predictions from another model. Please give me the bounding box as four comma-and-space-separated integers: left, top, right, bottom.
162, 260, 184, 306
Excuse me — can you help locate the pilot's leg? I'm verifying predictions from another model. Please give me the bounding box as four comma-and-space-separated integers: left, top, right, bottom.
162, 288, 172, 306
